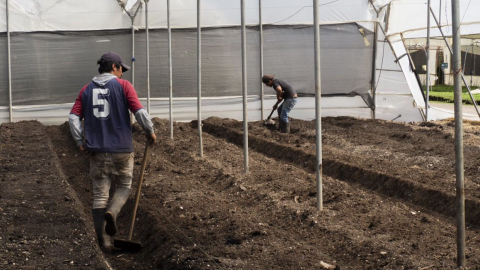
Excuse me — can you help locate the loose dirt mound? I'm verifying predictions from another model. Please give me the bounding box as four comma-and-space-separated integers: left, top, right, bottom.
2, 117, 480, 269
0, 121, 108, 269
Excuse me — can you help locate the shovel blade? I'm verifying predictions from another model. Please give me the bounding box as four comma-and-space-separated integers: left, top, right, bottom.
114, 239, 142, 252
264, 119, 275, 125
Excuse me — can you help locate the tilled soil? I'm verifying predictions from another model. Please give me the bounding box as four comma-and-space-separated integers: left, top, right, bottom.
2, 116, 480, 269
0, 121, 109, 269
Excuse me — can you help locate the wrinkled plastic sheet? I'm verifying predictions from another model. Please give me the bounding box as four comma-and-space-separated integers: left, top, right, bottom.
1, 0, 374, 32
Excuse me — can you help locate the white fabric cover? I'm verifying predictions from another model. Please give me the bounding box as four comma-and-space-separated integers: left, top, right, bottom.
1, 0, 375, 33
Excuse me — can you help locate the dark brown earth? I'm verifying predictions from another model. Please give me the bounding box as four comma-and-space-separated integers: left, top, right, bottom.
2, 116, 480, 269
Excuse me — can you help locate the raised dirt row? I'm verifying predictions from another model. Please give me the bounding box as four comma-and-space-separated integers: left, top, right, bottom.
0, 121, 109, 270
201, 117, 480, 227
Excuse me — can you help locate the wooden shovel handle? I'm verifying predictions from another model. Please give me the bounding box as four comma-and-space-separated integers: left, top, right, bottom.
267, 108, 275, 120
127, 141, 150, 241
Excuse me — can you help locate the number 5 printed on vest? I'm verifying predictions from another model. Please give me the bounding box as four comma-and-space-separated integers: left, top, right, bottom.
93, 88, 110, 119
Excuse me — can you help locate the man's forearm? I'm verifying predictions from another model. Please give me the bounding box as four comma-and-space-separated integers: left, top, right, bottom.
68, 114, 84, 146
134, 109, 154, 134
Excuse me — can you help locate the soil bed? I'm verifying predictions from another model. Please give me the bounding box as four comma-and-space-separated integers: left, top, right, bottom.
1, 116, 480, 269
0, 121, 108, 269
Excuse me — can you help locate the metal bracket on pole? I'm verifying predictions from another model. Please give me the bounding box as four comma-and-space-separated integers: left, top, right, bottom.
117, 1, 143, 122
117, 0, 142, 20
430, 7, 480, 119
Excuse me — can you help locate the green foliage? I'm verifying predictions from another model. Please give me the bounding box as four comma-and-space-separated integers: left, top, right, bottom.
423, 85, 470, 93
426, 90, 480, 105
422, 84, 480, 105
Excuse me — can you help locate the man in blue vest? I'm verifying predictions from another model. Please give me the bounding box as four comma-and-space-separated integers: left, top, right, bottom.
69, 52, 156, 252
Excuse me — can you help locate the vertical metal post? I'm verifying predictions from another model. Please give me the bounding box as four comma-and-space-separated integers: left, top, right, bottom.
7, 0, 12, 123
314, 0, 323, 211
371, 22, 378, 120
425, 0, 431, 121
130, 18, 136, 124
197, 0, 203, 157
241, 0, 249, 174
168, 0, 174, 140
452, 0, 465, 267
131, 18, 135, 87
259, 0, 264, 121
146, 1, 150, 113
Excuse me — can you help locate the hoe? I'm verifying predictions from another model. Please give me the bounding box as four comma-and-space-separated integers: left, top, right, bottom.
114, 141, 150, 252
264, 107, 276, 126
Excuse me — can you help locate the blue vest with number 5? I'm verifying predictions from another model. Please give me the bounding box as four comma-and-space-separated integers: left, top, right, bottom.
81, 79, 133, 153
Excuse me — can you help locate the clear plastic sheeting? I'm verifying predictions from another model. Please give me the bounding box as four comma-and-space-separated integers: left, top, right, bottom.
375, 70, 412, 95
375, 94, 424, 122
375, 40, 401, 71
6, 23, 374, 107
387, 0, 480, 38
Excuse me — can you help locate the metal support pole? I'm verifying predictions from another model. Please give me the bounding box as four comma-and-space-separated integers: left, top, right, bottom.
7, 0, 12, 123
452, 1, 465, 267
130, 18, 136, 124
313, 0, 323, 211
241, 0, 249, 174
425, 0, 431, 121
197, 0, 203, 157
259, 0, 264, 121
371, 22, 378, 120
131, 19, 135, 87
146, 1, 150, 113
168, 0, 174, 140
430, 7, 480, 118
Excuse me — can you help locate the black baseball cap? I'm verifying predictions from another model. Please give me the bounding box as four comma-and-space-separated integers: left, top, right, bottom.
100, 52, 131, 72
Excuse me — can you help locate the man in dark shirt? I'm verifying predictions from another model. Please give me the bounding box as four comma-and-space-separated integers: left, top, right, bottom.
262, 75, 298, 133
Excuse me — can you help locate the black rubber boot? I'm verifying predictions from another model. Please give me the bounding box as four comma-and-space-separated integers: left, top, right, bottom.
280, 120, 289, 133
284, 122, 290, 133
105, 187, 131, 236
278, 120, 285, 132
92, 208, 112, 252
